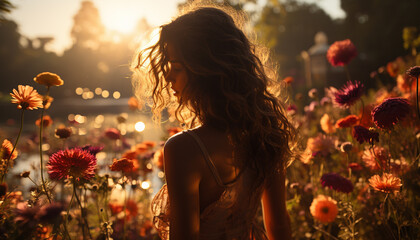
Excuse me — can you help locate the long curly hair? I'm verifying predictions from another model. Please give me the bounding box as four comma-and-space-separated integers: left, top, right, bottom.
132, 2, 296, 188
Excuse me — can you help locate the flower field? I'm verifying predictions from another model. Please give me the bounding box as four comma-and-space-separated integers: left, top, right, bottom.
1, 39, 419, 240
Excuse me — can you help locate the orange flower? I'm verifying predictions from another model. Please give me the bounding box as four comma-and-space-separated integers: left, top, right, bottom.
1, 139, 18, 160
33, 72, 64, 87
35, 115, 53, 128
135, 143, 149, 154
283, 76, 294, 84
128, 96, 141, 110
358, 104, 374, 127
168, 127, 183, 137
109, 199, 138, 221
335, 115, 359, 128
310, 195, 338, 223
42, 95, 54, 109
369, 173, 402, 193
122, 149, 138, 160
109, 158, 134, 172
10, 85, 43, 110
362, 146, 389, 171
386, 61, 399, 77
109, 202, 123, 215
320, 114, 336, 134
142, 141, 156, 148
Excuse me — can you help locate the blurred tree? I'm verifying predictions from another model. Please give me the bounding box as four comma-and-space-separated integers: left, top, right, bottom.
0, 0, 13, 21
0, 19, 22, 94
340, 0, 420, 79
71, 0, 105, 49
254, 0, 338, 83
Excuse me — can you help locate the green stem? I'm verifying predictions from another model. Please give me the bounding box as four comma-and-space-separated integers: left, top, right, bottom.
346, 153, 352, 179
64, 182, 76, 240
313, 225, 340, 240
1, 109, 25, 183
344, 65, 352, 82
104, 175, 110, 222
122, 175, 127, 240
40, 86, 52, 203
73, 179, 92, 240
370, 145, 383, 173
27, 176, 39, 187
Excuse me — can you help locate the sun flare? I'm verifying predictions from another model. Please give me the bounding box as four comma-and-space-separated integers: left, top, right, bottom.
102, 12, 137, 34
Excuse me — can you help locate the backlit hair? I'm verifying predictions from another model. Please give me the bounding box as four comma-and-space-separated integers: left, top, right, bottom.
132, 1, 296, 188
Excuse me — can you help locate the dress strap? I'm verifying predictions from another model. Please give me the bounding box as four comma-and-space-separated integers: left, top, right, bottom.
184, 130, 228, 188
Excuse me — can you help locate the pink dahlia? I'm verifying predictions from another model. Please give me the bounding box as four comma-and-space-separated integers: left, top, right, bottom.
352, 125, 379, 144
334, 81, 364, 108
47, 148, 97, 181
320, 173, 354, 193
327, 39, 357, 66
372, 98, 411, 130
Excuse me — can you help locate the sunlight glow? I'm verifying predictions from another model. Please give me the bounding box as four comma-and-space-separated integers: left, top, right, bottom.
134, 121, 145, 132
102, 11, 137, 34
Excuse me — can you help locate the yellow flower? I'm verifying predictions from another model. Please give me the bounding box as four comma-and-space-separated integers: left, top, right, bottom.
310, 195, 338, 223
33, 72, 64, 87
320, 113, 336, 134
369, 173, 402, 193
10, 85, 44, 110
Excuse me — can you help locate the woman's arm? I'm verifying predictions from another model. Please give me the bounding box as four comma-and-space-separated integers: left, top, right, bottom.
261, 168, 292, 240
164, 134, 202, 240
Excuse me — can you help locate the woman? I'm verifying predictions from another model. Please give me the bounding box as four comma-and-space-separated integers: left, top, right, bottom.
132, 2, 295, 239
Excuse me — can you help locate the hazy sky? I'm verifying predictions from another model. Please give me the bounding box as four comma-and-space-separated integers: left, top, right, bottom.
7, 0, 345, 54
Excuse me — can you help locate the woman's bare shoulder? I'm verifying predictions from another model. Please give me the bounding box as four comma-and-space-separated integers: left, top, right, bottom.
163, 130, 204, 172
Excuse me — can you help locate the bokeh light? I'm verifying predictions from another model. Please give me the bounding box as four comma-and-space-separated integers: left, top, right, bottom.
141, 181, 151, 189
134, 121, 145, 132
95, 87, 103, 95
75, 87, 83, 95
75, 114, 86, 124
102, 90, 110, 98
113, 91, 121, 99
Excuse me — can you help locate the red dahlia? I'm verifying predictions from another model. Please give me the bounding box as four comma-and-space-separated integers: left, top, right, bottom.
352, 125, 379, 144
372, 98, 411, 130
320, 173, 354, 193
327, 39, 357, 66
47, 148, 97, 181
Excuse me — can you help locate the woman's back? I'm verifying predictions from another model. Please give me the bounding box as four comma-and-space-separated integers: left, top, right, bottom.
152, 126, 268, 239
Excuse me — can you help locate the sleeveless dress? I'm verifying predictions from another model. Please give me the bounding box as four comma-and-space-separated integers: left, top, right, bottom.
151, 130, 268, 240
